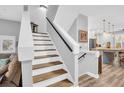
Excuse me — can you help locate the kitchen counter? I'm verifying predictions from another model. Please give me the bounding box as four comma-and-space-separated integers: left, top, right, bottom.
92, 47, 124, 51
91, 47, 124, 67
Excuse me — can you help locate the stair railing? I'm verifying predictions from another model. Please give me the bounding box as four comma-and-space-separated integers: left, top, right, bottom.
78, 53, 87, 60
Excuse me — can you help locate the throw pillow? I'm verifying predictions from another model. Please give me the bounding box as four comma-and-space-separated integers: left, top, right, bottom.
0, 65, 8, 75
0, 59, 9, 67
5, 56, 18, 81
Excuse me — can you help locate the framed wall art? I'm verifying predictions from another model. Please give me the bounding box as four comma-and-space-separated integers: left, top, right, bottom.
0, 35, 16, 54
79, 30, 88, 42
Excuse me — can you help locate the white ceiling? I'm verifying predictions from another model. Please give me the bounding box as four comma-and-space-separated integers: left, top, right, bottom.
72, 5, 124, 17
0, 5, 23, 21
0, 5, 124, 28
55, 5, 124, 31
0, 5, 124, 21
77, 5, 124, 30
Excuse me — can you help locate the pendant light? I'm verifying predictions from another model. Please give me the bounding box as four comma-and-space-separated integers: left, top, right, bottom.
103, 19, 106, 32
112, 24, 115, 37
108, 22, 111, 33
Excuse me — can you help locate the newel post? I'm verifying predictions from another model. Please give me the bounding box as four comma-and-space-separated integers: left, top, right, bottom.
73, 45, 79, 87
18, 5, 33, 87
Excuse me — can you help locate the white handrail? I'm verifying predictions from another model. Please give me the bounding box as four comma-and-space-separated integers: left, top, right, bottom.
53, 21, 79, 54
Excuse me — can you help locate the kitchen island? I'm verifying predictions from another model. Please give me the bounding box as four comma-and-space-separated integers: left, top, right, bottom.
91, 47, 124, 67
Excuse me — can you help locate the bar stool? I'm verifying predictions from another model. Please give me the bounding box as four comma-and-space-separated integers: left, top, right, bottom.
119, 52, 124, 66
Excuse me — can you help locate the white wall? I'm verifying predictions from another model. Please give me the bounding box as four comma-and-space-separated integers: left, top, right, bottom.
77, 14, 88, 31
54, 5, 81, 31
0, 19, 20, 41
54, 5, 89, 51
47, 5, 59, 22
88, 16, 124, 39
68, 13, 99, 76
68, 18, 78, 42
77, 14, 88, 51
78, 52, 99, 77
29, 6, 47, 33
68, 14, 88, 51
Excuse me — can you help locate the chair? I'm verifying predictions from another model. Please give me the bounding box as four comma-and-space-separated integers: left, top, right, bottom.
119, 52, 124, 66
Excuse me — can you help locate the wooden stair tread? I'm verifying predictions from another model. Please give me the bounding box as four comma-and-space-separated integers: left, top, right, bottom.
34, 54, 59, 59
32, 61, 62, 70
33, 32, 48, 35
34, 44, 53, 46
33, 69, 67, 83
79, 74, 89, 81
48, 79, 73, 87
33, 35, 49, 37
34, 49, 56, 52
33, 39, 51, 41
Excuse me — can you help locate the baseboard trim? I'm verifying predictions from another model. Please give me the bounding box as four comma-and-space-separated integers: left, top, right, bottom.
79, 72, 99, 79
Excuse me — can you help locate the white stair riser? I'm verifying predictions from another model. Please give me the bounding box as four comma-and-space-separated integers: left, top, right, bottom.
33, 33, 49, 36
33, 41, 53, 44
34, 46, 56, 50
33, 73, 68, 87
32, 64, 64, 76
32, 57, 61, 65
34, 51, 58, 56
33, 36, 50, 40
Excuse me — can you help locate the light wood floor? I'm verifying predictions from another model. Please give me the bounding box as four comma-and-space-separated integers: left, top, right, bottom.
48, 79, 73, 87
33, 69, 67, 83
79, 63, 124, 87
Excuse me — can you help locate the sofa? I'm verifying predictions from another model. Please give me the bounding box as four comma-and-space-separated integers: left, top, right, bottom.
0, 54, 21, 87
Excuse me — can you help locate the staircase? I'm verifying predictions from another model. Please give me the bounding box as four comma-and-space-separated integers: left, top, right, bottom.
32, 32, 73, 87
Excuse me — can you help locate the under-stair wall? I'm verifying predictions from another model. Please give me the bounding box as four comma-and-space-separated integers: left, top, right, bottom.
47, 5, 80, 86
46, 18, 79, 86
